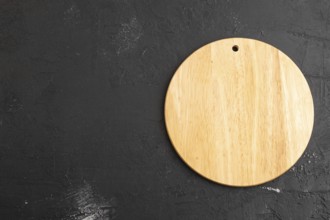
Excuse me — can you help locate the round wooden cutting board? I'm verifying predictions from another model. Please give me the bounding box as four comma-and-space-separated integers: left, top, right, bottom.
164, 38, 314, 187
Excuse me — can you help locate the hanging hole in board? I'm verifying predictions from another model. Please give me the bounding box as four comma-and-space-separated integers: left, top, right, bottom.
232, 45, 239, 52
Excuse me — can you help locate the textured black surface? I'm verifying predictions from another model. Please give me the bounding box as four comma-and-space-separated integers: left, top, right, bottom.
0, 0, 329, 219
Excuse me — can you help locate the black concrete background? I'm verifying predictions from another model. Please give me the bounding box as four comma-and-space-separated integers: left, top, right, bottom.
0, 0, 329, 219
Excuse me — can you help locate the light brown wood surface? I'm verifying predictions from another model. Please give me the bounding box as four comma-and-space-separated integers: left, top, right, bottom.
164, 38, 314, 187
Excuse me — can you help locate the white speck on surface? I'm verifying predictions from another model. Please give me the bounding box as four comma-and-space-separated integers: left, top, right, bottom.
262, 186, 281, 193
64, 4, 80, 25
114, 17, 143, 55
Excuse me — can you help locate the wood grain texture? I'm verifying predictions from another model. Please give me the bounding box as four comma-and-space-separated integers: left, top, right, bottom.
164, 38, 314, 187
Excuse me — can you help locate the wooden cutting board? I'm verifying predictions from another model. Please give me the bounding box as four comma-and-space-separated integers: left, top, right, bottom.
164, 38, 314, 187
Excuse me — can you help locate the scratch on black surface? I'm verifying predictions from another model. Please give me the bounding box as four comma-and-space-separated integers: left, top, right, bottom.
65, 182, 117, 220
287, 31, 330, 43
